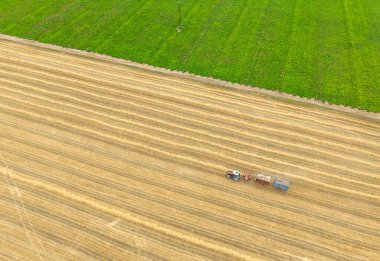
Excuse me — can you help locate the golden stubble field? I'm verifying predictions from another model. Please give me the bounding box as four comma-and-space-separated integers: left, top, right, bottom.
0, 35, 379, 260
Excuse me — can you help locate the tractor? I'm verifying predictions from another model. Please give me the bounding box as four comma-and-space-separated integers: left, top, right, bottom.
226, 169, 240, 181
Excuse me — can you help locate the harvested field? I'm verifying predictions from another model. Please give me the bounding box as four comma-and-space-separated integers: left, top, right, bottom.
0, 36, 379, 260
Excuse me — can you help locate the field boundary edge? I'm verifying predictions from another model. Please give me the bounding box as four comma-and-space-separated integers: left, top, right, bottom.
1, 33, 378, 120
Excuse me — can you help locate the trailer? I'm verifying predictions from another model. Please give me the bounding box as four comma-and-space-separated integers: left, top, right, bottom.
273, 178, 290, 191
255, 174, 271, 186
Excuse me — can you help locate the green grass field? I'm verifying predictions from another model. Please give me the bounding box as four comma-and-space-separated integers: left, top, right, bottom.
1, 0, 379, 112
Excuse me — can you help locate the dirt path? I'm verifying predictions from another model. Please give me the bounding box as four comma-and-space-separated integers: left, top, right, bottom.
0, 36, 379, 260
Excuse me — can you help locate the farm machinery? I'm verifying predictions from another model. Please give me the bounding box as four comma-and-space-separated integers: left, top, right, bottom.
226, 169, 241, 181
225, 169, 290, 191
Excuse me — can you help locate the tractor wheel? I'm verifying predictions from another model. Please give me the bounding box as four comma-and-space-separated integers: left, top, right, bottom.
226, 173, 232, 179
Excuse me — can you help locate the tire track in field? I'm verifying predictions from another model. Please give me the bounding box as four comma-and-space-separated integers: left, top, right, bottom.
0, 182, 229, 261
0, 209, 96, 260
0, 191, 250, 261
1, 55, 379, 155
0, 211, 101, 261
0, 121, 378, 258
0, 181, 250, 261
0, 145, 366, 258
0, 158, 47, 261
3, 167, 284, 260
0, 183, 283, 261
1, 128, 379, 245
1, 69, 378, 172
2, 43, 379, 138
0, 185, 208, 261
0, 156, 357, 261
1, 81, 378, 189
1, 92, 379, 197
0, 189, 216, 261
3, 148, 378, 256
0, 209, 161, 261
0, 235, 38, 261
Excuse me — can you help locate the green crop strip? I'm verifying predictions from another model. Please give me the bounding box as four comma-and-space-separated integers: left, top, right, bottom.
1, 0, 379, 111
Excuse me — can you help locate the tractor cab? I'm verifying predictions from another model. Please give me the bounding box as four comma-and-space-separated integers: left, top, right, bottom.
226, 169, 240, 181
